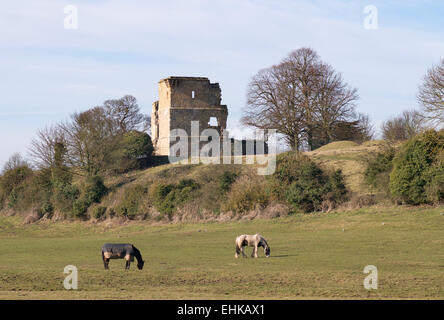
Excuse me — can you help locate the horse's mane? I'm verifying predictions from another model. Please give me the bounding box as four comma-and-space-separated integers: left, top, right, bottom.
132, 245, 143, 262
259, 235, 269, 248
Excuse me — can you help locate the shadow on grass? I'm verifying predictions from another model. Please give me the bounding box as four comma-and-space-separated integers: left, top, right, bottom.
271, 254, 298, 258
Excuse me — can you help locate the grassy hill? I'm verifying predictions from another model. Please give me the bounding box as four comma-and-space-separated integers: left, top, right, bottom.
307, 140, 391, 194
84, 140, 391, 222
1, 139, 394, 223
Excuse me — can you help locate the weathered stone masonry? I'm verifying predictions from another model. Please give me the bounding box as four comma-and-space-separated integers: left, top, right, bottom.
151, 77, 228, 156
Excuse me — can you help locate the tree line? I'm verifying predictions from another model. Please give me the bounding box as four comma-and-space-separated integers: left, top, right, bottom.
242, 48, 443, 149
0, 95, 153, 219
29, 95, 152, 176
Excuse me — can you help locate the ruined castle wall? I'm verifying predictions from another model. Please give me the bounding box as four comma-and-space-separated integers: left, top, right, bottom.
169, 79, 221, 109
151, 77, 228, 156
151, 100, 171, 155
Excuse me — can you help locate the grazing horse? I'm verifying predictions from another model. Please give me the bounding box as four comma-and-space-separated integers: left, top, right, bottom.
235, 234, 270, 258
101, 243, 145, 270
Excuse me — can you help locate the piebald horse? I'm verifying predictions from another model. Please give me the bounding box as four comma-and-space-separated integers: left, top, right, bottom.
235, 234, 270, 258
101, 243, 145, 270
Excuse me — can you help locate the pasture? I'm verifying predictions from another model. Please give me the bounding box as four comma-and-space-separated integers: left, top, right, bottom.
0, 205, 443, 299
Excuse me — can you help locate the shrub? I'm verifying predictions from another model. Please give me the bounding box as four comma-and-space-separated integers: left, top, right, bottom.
72, 198, 90, 218
116, 184, 148, 218
153, 179, 199, 216
424, 149, 444, 203
223, 174, 269, 213
91, 205, 107, 219
364, 147, 396, 192
67, 176, 107, 219
390, 129, 444, 204
109, 131, 154, 173
53, 182, 80, 212
270, 152, 348, 213
324, 169, 348, 204
284, 165, 326, 212
39, 201, 54, 217
7, 189, 19, 208
219, 171, 238, 192
0, 165, 33, 195
121, 131, 153, 161
0, 165, 33, 209
83, 176, 107, 204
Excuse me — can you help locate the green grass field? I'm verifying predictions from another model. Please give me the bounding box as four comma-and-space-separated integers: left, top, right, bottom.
1, 205, 443, 299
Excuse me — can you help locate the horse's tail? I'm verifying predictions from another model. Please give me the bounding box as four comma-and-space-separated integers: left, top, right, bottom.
101, 249, 105, 261
235, 237, 241, 255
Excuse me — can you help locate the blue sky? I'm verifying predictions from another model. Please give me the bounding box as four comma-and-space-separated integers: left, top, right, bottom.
0, 0, 443, 166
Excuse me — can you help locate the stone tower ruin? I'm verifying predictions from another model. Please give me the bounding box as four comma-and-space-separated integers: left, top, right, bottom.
151, 77, 228, 156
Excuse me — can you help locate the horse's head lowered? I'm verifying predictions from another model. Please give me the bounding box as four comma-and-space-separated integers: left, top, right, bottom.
137, 260, 145, 270
264, 246, 271, 257
259, 240, 271, 257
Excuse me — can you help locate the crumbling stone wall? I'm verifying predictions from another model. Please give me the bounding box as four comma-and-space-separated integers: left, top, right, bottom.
151, 77, 228, 156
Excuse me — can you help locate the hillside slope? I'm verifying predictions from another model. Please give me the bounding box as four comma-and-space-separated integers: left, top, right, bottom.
307, 140, 390, 193
88, 140, 390, 222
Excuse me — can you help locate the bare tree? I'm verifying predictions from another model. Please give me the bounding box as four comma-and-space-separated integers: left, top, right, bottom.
242, 47, 359, 150
417, 59, 444, 127
355, 113, 375, 141
104, 95, 147, 134
28, 125, 66, 169
312, 63, 359, 147
381, 110, 424, 141
242, 62, 306, 150
2, 153, 29, 173
61, 107, 115, 176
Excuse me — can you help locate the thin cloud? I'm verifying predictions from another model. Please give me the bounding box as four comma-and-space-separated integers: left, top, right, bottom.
0, 0, 443, 163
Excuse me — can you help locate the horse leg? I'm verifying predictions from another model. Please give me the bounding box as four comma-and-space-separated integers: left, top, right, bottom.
241, 246, 247, 258
253, 244, 258, 258
102, 252, 108, 270
104, 259, 110, 270
125, 260, 130, 270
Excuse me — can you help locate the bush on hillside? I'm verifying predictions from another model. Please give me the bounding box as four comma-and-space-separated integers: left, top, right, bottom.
270, 152, 348, 213
83, 176, 108, 204
424, 150, 444, 203
109, 131, 154, 173
223, 173, 269, 213
39, 201, 54, 217
71, 175, 108, 218
219, 171, 238, 192
364, 147, 396, 193
116, 184, 148, 218
91, 205, 107, 219
72, 198, 90, 218
390, 129, 444, 204
53, 182, 80, 213
0, 165, 33, 209
153, 179, 199, 216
